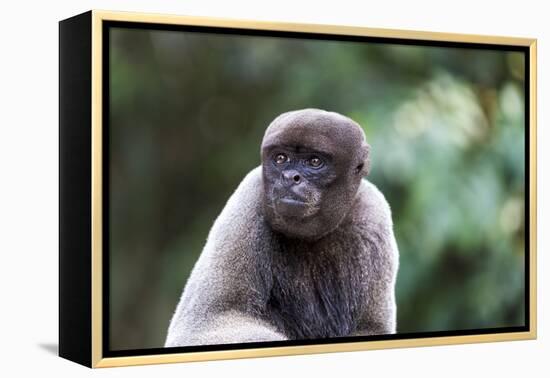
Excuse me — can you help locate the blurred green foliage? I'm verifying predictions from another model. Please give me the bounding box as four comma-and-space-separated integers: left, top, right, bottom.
109, 27, 525, 350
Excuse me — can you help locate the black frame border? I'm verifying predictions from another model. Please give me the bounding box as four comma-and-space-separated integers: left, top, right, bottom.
59, 11, 93, 367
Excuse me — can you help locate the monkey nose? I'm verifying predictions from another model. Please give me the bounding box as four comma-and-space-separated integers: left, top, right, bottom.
282, 170, 301, 185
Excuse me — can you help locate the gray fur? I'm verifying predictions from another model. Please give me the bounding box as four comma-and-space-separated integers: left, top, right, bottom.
165, 109, 399, 347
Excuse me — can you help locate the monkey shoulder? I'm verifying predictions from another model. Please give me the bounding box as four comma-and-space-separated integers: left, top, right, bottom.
348, 179, 399, 268
175, 167, 269, 315
189, 167, 272, 284
207, 166, 266, 246
352, 179, 394, 230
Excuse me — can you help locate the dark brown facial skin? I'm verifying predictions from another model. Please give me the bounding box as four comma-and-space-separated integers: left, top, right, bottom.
261, 108, 370, 240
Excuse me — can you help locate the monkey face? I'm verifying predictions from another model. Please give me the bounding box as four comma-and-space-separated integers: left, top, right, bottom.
261, 109, 369, 240
263, 147, 333, 219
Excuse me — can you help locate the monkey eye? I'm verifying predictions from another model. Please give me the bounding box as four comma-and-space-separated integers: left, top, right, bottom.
274, 153, 289, 165
307, 156, 323, 168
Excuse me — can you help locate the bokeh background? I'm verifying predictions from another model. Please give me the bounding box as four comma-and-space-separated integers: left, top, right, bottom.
108, 26, 526, 351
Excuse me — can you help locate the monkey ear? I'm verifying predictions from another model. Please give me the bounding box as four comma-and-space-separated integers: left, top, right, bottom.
355, 142, 371, 177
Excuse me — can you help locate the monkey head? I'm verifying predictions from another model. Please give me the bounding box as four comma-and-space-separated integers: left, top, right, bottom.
261, 108, 370, 241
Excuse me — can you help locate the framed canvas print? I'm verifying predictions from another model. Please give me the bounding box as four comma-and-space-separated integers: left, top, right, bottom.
59, 10, 537, 368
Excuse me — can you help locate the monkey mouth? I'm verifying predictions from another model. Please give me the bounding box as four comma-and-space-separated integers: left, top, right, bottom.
275, 196, 312, 218
279, 197, 306, 206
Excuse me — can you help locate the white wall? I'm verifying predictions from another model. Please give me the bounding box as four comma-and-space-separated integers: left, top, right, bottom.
0, 0, 546, 376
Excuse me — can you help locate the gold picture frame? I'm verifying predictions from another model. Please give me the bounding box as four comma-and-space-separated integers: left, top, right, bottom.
59, 9, 537, 368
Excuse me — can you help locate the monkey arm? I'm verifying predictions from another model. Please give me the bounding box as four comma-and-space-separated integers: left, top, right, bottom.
165, 167, 287, 347
165, 310, 285, 347
353, 180, 400, 336
354, 230, 399, 336
165, 256, 286, 347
